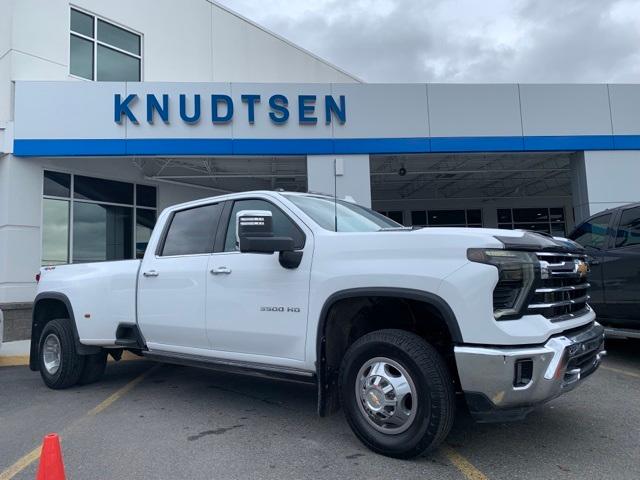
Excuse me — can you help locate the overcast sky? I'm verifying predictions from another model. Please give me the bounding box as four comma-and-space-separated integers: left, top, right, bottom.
217, 0, 640, 83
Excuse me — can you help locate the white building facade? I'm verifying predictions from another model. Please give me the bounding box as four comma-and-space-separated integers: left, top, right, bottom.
1, 0, 639, 339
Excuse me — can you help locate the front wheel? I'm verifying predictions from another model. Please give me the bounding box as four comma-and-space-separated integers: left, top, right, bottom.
339, 329, 455, 458
38, 319, 85, 389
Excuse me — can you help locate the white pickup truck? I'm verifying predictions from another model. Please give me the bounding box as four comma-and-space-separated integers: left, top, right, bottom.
27, 191, 605, 458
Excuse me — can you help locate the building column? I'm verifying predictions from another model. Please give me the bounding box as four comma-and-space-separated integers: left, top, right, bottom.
571, 150, 640, 223
0, 154, 43, 304
306, 154, 372, 208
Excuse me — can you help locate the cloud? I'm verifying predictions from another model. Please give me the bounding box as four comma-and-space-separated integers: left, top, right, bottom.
216, 0, 640, 82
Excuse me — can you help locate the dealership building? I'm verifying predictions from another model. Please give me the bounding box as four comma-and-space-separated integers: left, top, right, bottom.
1, 0, 640, 339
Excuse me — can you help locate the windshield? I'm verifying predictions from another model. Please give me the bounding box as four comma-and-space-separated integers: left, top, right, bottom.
283, 194, 402, 232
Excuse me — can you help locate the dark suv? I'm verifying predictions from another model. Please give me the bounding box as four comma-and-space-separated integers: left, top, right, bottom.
569, 203, 640, 339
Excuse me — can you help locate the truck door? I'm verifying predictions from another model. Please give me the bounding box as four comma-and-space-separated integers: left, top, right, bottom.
138, 202, 224, 351
569, 212, 613, 316
206, 198, 312, 363
601, 206, 640, 326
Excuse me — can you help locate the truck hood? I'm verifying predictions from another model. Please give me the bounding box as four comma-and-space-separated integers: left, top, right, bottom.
405, 227, 585, 254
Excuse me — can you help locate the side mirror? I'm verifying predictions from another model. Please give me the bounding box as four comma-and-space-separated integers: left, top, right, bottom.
236, 210, 294, 254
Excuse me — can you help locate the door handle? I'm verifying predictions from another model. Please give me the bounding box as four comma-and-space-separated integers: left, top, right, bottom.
143, 270, 159, 277
210, 266, 232, 275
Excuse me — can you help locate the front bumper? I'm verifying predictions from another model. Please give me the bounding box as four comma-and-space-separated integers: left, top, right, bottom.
455, 321, 605, 422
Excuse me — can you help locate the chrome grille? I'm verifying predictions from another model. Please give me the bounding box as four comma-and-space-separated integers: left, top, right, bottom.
528, 252, 591, 322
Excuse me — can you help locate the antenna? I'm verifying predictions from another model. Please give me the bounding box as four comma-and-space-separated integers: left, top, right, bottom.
334, 158, 338, 232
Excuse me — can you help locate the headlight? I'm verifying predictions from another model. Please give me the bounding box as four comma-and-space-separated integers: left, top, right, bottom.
467, 249, 538, 320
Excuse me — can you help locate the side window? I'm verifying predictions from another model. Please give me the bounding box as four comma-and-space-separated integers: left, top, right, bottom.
570, 213, 611, 250
224, 199, 305, 252
615, 207, 640, 248
161, 203, 223, 256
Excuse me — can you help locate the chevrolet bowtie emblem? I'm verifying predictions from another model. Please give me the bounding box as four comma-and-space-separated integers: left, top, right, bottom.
575, 260, 589, 277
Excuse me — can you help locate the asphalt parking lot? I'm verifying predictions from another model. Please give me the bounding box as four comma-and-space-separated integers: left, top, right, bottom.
1, 339, 639, 480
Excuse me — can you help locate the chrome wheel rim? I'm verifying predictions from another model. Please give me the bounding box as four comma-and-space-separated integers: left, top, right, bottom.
355, 357, 417, 435
43, 333, 62, 375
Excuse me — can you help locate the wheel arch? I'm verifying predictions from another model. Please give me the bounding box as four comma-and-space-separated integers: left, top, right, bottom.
315, 288, 463, 417
30, 292, 99, 371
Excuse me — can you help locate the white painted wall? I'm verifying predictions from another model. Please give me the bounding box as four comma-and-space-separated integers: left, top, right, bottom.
307, 155, 372, 208
2, 0, 356, 87
572, 150, 640, 222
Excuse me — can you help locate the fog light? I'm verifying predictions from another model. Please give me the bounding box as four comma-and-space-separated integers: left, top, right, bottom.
514, 359, 534, 387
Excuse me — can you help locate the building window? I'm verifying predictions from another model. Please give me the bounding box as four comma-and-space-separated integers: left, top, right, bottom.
70, 8, 141, 81
377, 211, 404, 225
42, 171, 157, 265
409, 209, 483, 228
498, 207, 566, 236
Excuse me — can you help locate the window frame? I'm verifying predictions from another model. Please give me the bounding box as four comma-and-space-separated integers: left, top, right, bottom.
497, 207, 566, 236
409, 209, 483, 228
613, 206, 640, 250
156, 202, 225, 258
42, 169, 157, 265
69, 6, 143, 82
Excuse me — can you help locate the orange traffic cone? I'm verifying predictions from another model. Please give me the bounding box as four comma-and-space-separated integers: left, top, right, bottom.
35, 433, 66, 480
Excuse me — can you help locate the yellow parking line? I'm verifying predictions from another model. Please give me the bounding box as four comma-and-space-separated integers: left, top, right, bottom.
0, 351, 142, 368
602, 365, 640, 379
0, 356, 29, 367
443, 446, 490, 480
0, 446, 41, 480
0, 364, 159, 480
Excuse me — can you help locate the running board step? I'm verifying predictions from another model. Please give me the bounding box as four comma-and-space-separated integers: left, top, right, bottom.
143, 350, 316, 384
115, 323, 145, 349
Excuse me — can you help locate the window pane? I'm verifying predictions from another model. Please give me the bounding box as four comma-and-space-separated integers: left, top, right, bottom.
550, 208, 565, 222
97, 20, 140, 55
225, 200, 305, 252
162, 204, 223, 256
136, 184, 157, 208
73, 203, 133, 263
74, 175, 133, 204
497, 209, 512, 223
71, 9, 94, 37
136, 209, 156, 259
429, 210, 466, 226
70, 34, 94, 80
513, 208, 549, 223
97, 45, 140, 81
467, 209, 482, 225
551, 223, 566, 237
411, 211, 427, 226
498, 224, 513, 230
42, 199, 69, 265
43, 171, 71, 198
569, 214, 611, 250
386, 211, 404, 225
615, 207, 640, 248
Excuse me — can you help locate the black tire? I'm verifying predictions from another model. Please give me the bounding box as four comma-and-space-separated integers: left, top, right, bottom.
78, 350, 108, 385
38, 318, 85, 389
339, 329, 455, 459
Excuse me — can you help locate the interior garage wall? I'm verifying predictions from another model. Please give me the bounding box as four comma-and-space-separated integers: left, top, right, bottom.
571, 150, 640, 222
373, 196, 575, 230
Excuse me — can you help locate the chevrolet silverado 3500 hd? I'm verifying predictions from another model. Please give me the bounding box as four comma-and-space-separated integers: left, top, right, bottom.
25, 191, 605, 458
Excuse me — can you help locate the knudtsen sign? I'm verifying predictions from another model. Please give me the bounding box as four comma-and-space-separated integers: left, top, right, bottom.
114, 93, 347, 126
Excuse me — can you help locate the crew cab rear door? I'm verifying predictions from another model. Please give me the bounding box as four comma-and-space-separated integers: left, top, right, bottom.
601, 206, 640, 325
205, 198, 312, 363
138, 202, 225, 351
